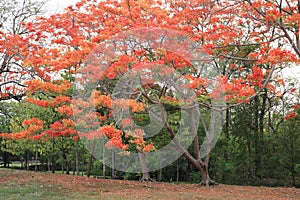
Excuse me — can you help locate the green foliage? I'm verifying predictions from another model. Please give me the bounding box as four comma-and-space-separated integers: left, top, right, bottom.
188, 172, 201, 183
1, 73, 300, 188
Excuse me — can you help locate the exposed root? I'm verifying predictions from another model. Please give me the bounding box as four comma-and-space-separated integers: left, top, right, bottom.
139, 175, 155, 182
199, 179, 219, 186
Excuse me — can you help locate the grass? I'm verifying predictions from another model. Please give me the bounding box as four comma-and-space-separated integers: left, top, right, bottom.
0, 168, 299, 200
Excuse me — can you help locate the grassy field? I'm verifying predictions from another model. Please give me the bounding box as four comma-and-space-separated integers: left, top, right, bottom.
0, 168, 299, 200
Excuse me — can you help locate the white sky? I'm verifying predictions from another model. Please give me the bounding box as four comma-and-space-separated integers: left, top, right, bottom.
282, 65, 300, 81
44, 0, 81, 14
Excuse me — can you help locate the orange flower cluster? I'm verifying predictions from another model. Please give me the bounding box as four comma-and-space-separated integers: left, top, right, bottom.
0, 118, 44, 140
184, 75, 208, 90
26, 96, 71, 108
26, 80, 72, 94
56, 105, 73, 116
126, 129, 155, 153
104, 55, 136, 79
284, 111, 297, 120
246, 66, 264, 88
47, 121, 77, 138
93, 91, 112, 108
113, 99, 145, 113
100, 125, 129, 150
284, 104, 299, 120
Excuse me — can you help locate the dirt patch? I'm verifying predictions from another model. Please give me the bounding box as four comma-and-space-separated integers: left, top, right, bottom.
0, 168, 299, 200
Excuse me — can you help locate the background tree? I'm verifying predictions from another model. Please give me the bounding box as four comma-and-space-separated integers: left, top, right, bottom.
0, 0, 45, 101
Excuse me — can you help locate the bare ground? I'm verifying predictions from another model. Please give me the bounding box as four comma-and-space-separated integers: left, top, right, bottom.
0, 168, 299, 200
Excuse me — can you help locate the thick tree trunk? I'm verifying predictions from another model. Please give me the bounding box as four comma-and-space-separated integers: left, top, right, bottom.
199, 165, 218, 186
181, 150, 218, 186
140, 171, 152, 182
138, 152, 153, 182
200, 168, 211, 186
160, 106, 219, 186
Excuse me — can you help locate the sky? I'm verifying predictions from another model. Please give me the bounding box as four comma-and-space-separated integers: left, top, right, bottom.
43, 0, 300, 81
44, 0, 81, 14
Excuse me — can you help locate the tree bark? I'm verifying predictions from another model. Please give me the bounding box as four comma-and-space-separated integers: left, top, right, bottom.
75, 140, 79, 175
51, 137, 55, 173
199, 164, 218, 186
66, 161, 70, 175
87, 153, 93, 178
87, 141, 95, 178
61, 139, 64, 174
111, 150, 115, 179
47, 157, 50, 172
138, 152, 153, 182
102, 142, 105, 179
26, 150, 30, 170
176, 159, 179, 182
3, 151, 9, 168
35, 142, 38, 172
158, 156, 162, 182
158, 98, 219, 186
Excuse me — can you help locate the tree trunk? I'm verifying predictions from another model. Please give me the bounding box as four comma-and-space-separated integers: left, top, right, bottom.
111, 150, 115, 179
158, 156, 162, 182
138, 152, 153, 182
199, 165, 217, 186
51, 137, 55, 173
3, 151, 9, 168
176, 159, 179, 182
254, 96, 261, 179
35, 142, 38, 172
87, 141, 95, 178
47, 157, 50, 172
181, 150, 218, 186
87, 153, 93, 178
20, 157, 24, 169
160, 106, 218, 186
61, 139, 64, 174
66, 161, 70, 175
102, 142, 105, 179
26, 150, 30, 170
3, 142, 10, 168
75, 140, 79, 176
140, 171, 152, 182
24, 153, 28, 170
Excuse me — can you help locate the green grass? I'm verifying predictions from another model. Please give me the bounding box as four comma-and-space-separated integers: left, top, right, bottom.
0, 184, 109, 200
0, 184, 65, 200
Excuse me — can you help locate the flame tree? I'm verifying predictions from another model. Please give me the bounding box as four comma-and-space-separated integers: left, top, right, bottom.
1, 0, 299, 186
